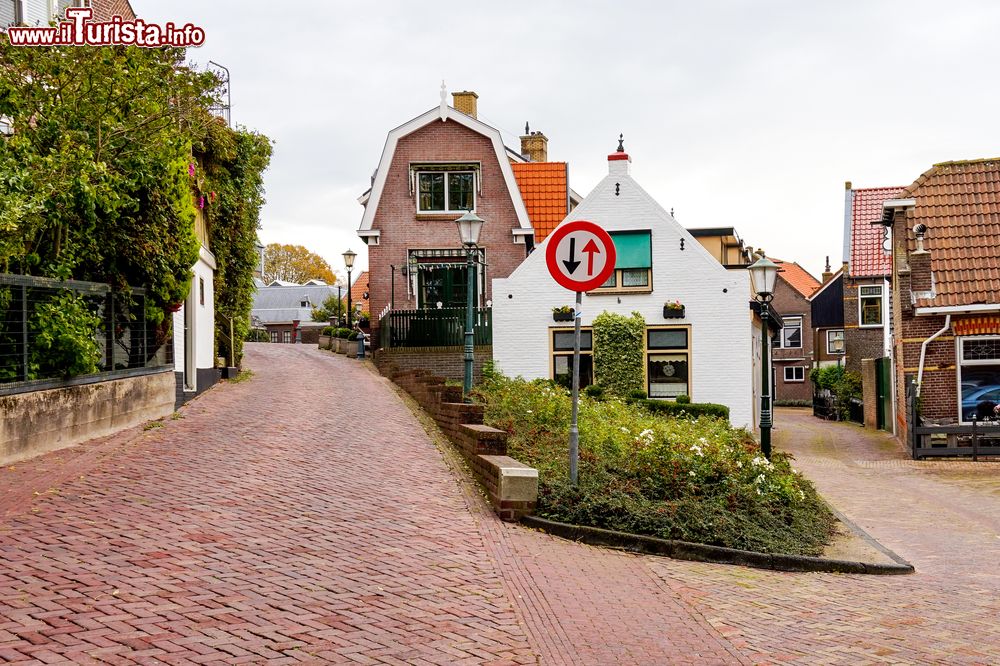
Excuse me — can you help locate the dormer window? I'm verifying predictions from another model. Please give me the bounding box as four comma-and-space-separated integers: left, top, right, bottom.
410, 163, 480, 214
418, 171, 474, 212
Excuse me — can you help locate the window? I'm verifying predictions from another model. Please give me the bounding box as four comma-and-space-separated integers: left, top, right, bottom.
593, 231, 652, 293
784, 366, 805, 382
199, 277, 205, 306
827, 330, 845, 355
959, 337, 1000, 422
776, 316, 802, 349
647, 327, 689, 399
859, 285, 883, 327
418, 171, 475, 212
282, 330, 291, 343
270, 331, 278, 343
552, 328, 593, 390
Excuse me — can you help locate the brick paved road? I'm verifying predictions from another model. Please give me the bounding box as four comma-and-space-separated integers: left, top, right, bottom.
3, 347, 999, 665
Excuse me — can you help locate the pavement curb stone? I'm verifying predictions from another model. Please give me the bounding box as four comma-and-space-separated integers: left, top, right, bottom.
522, 515, 915, 575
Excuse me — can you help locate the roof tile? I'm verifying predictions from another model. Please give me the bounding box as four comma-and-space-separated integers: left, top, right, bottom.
511, 162, 569, 242
850, 186, 905, 277
772, 259, 821, 298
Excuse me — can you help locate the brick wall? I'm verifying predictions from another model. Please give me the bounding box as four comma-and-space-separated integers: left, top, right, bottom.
843, 277, 887, 372
384, 365, 536, 520
374, 345, 492, 384
770, 276, 814, 402
366, 120, 528, 336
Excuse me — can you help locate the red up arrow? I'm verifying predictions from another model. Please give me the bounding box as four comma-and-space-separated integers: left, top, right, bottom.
582, 239, 601, 275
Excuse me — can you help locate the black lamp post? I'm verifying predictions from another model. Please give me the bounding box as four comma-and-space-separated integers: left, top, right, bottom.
455, 211, 485, 397
749, 256, 779, 459
343, 249, 356, 329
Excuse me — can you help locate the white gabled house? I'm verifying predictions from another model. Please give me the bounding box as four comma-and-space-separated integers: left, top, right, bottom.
491, 144, 756, 429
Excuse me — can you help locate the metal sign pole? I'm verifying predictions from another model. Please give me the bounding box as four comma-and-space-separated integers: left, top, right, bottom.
569, 290, 582, 485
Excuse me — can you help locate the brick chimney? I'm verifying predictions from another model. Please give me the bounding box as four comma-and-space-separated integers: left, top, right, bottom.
452, 91, 478, 119
520, 123, 548, 162
910, 223, 932, 293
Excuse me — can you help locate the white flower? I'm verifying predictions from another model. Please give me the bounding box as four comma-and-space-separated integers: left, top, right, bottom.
689, 444, 703, 457
689, 470, 696, 477
736, 461, 743, 469
798, 490, 806, 501
620, 427, 630, 434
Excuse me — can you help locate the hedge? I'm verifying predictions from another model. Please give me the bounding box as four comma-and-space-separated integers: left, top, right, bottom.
638, 398, 730, 421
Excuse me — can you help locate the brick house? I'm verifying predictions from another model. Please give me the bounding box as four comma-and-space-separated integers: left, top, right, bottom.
251, 283, 340, 344
492, 144, 756, 429
883, 158, 1000, 442
357, 87, 574, 378
768, 259, 820, 403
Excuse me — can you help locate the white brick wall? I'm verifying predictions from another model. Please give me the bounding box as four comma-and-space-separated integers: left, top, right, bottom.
492, 155, 756, 429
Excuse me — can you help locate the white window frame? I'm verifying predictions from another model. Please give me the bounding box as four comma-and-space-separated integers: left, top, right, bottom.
282, 330, 291, 344
416, 171, 476, 213
957, 335, 1000, 424
827, 329, 845, 355
776, 316, 803, 349
269, 331, 278, 343
858, 284, 884, 328
784, 366, 806, 383
645, 326, 691, 400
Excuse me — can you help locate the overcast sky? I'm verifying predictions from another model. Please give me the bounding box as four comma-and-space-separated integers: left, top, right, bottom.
137, 1, 1000, 281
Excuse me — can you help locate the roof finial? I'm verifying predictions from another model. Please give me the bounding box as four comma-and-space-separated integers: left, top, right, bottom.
525, 121, 530, 135
825, 255, 831, 272
617, 133, 625, 153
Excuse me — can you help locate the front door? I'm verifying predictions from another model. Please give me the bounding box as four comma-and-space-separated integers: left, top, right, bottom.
418, 265, 475, 309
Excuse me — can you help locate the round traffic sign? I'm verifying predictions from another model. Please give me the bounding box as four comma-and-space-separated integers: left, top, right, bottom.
545, 220, 617, 292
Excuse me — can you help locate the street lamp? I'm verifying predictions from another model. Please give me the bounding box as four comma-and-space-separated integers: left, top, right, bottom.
455, 211, 485, 396
343, 249, 357, 329
749, 256, 779, 459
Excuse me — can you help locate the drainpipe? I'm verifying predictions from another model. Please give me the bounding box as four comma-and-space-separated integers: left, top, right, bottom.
916, 315, 950, 397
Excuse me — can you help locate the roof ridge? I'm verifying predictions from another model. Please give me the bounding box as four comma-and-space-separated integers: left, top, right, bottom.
931, 156, 1000, 168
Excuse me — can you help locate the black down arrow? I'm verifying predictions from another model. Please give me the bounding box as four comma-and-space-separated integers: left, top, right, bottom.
562, 237, 581, 274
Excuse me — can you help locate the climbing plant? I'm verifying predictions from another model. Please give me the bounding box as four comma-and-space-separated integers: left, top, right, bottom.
592, 311, 646, 399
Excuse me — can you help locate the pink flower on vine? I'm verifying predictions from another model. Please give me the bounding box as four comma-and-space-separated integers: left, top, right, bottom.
198, 196, 205, 209
188, 163, 196, 177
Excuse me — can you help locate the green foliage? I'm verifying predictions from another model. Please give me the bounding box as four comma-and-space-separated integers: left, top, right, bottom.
347, 331, 359, 341
245, 328, 270, 342
29, 291, 102, 378
628, 389, 648, 401
640, 399, 730, 420
592, 311, 645, 399
583, 384, 605, 399
481, 360, 502, 382
676, 393, 691, 405
552, 305, 574, 314
312, 294, 345, 323
321, 326, 336, 336
335, 328, 352, 339
0, 43, 271, 373
812, 365, 844, 391
476, 373, 835, 555
812, 365, 862, 418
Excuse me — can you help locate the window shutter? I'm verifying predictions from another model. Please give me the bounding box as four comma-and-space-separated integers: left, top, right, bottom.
610, 231, 652, 269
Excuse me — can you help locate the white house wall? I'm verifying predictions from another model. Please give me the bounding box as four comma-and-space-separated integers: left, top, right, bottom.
193, 256, 215, 370
492, 158, 755, 429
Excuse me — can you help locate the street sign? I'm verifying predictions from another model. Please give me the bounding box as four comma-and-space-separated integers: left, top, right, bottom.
545, 220, 617, 293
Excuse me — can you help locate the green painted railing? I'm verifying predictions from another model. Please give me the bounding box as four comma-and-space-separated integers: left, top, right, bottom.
378, 307, 492, 349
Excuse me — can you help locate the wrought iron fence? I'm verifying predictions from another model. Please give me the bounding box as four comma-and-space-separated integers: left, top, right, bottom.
0, 273, 171, 396
378, 307, 492, 349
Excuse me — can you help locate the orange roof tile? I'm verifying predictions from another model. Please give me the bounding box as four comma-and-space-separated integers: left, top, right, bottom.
772, 259, 821, 298
850, 186, 905, 277
511, 162, 568, 242
350, 271, 369, 309
901, 158, 1000, 308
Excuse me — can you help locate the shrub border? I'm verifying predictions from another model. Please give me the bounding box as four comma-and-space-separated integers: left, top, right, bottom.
521, 515, 914, 575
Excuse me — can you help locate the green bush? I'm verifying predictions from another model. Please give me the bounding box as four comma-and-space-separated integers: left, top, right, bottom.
245, 328, 270, 342
335, 327, 352, 339
640, 399, 730, 421
321, 326, 335, 336
347, 332, 358, 341
627, 389, 648, 401
592, 311, 645, 398
583, 384, 605, 399
476, 373, 834, 555
30, 291, 102, 378
676, 394, 691, 405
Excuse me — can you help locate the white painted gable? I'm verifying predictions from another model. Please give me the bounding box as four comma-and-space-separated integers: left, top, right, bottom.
492, 153, 755, 429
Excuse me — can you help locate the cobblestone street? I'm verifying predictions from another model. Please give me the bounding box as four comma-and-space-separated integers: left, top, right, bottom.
2, 345, 999, 664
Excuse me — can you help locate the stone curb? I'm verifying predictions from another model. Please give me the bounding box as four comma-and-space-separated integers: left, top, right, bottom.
521, 515, 915, 575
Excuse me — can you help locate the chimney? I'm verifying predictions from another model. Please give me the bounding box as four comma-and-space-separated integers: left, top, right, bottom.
821, 256, 833, 284
608, 132, 630, 175
452, 91, 478, 119
520, 123, 548, 162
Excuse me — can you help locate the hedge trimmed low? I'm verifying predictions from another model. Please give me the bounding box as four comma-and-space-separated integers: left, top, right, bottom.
638, 399, 730, 421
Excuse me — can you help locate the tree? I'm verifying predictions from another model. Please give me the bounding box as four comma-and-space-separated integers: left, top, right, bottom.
311, 293, 345, 323
262, 244, 339, 285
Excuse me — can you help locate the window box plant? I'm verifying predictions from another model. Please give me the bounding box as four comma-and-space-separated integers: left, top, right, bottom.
552, 305, 575, 322
663, 300, 685, 319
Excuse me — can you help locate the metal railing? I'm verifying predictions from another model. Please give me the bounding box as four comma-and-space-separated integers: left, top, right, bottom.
378, 307, 492, 349
908, 381, 1000, 459
0, 273, 170, 396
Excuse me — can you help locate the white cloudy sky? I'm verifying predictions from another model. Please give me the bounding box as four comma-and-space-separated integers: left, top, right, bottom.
137, 0, 1000, 280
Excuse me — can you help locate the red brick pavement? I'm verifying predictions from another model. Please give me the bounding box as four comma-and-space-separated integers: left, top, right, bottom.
1, 345, 741, 665
6, 348, 997, 665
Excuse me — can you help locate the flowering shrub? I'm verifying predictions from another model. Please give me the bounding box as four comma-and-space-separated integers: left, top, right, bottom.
664, 300, 684, 311
476, 374, 835, 555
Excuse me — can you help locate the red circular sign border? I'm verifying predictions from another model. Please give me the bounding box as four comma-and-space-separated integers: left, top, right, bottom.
545, 220, 617, 293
